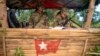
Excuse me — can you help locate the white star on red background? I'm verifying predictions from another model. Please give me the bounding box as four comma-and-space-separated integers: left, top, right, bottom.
39, 41, 47, 50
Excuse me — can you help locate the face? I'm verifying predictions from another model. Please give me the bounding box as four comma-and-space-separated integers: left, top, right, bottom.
38, 6, 44, 12
60, 11, 66, 18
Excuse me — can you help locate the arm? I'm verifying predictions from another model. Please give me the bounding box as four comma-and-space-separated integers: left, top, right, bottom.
28, 14, 34, 28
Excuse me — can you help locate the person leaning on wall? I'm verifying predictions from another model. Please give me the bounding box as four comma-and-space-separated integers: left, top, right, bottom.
28, 4, 48, 29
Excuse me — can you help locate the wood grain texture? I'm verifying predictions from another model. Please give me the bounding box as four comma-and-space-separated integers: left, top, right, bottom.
0, 29, 100, 56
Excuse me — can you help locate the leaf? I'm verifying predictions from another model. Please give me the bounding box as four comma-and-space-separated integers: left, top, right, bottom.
14, 47, 25, 56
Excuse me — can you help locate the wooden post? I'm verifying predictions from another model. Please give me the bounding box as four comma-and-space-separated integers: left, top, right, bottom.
85, 0, 96, 29
82, 39, 88, 56
0, 0, 8, 56
3, 36, 7, 56
0, 0, 8, 28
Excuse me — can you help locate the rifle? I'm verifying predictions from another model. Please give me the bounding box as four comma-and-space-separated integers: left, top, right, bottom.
63, 13, 75, 26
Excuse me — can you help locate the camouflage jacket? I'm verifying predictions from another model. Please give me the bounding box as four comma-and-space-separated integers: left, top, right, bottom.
53, 14, 69, 27
29, 12, 48, 29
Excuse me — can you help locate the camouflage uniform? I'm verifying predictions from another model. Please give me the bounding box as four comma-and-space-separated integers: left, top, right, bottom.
29, 12, 48, 29
53, 8, 69, 27
53, 14, 68, 27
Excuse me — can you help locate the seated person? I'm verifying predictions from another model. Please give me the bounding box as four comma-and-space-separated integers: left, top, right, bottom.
29, 5, 48, 29
52, 8, 69, 28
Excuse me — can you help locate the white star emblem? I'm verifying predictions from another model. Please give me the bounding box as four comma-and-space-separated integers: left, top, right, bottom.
39, 41, 47, 50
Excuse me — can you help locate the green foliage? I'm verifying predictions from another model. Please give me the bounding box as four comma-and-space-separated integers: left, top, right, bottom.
68, 9, 82, 28
94, 45, 100, 53
88, 45, 100, 56
14, 47, 25, 56
91, 10, 100, 28
89, 45, 100, 53
45, 9, 59, 26
16, 9, 35, 22
78, 8, 100, 28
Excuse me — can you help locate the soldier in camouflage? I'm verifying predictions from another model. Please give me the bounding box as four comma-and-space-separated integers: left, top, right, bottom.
53, 8, 69, 27
29, 5, 48, 29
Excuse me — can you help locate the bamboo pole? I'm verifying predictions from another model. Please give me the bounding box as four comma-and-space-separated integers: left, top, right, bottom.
85, 0, 96, 29
82, 39, 88, 56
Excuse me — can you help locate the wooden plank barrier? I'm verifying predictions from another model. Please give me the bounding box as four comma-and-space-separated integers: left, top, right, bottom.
0, 29, 100, 56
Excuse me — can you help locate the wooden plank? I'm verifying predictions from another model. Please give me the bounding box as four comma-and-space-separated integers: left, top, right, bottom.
5, 36, 100, 39
5, 29, 100, 38
7, 50, 82, 56
6, 39, 85, 50
4, 29, 100, 38
6, 43, 84, 50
